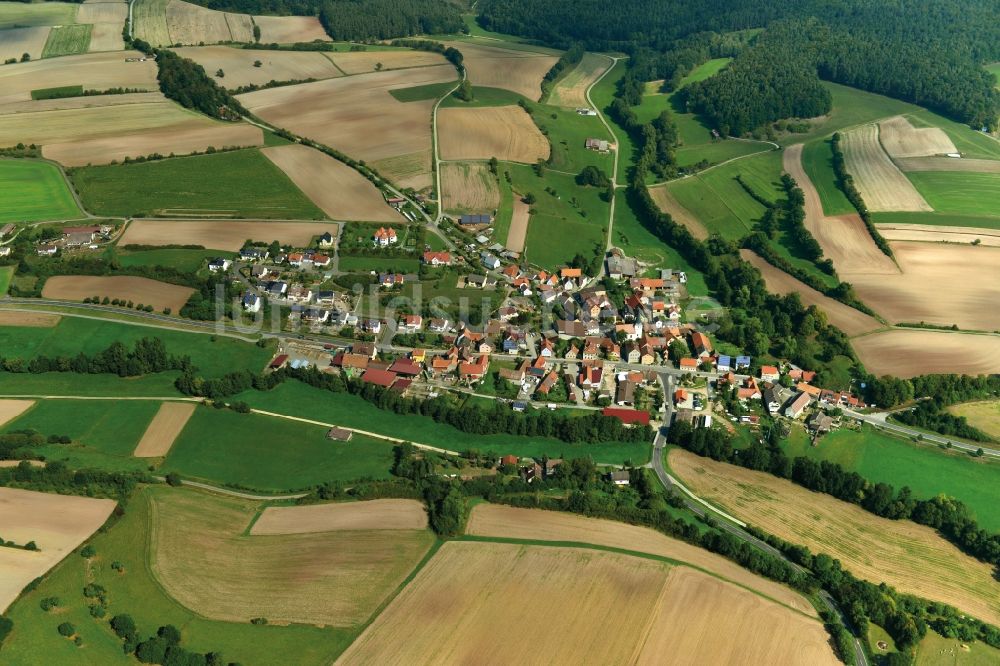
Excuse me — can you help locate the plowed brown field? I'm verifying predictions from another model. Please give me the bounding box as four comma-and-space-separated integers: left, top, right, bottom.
173, 46, 342, 89
118, 219, 335, 251
326, 49, 446, 75
0, 400, 35, 427
42, 275, 194, 312
440, 162, 500, 214
854, 330, 1000, 377
133, 402, 196, 457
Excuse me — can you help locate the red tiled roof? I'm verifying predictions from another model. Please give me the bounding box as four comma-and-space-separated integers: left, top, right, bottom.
390, 359, 423, 376
361, 369, 398, 387
602, 408, 650, 425
269, 354, 288, 369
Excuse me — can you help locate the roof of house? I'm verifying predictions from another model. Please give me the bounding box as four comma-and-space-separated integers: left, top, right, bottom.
679, 358, 699, 369
269, 354, 288, 369
361, 368, 398, 387
560, 267, 582, 278
389, 359, 423, 376
761, 365, 780, 376
602, 408, 650, 425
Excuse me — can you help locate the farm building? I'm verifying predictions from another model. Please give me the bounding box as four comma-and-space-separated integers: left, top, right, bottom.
0, 223, 15, 238
459, 214, 493, 226
326, 427, 353, 441
783, 392, 811, 419
585, 138, 609, 152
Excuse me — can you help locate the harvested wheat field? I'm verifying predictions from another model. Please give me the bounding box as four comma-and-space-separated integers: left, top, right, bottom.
549, 52, 611, 108
0, 50, 157, 106
879, 115, 957, 158
251, 499, 427, 535
42, 276, 194, 312
119, 219, 335, 251
326, 49, 446, 75
0, 460, 43, 468
895, 157, 1000, 173
173, 46, 342, 89
854, 329, 1000, 378
438, 106, 549, 163
148, 488, 434, 625
0, 487, 115, 612
440, 162, 500, 214
466, 503, 815, 616
165, 0, 252, 45
636, 567, 838, 666
77, 2, 126, 51
0, 311, 60, 327
876, 223, 1000, 247
0, 400, 35, 428
133, 402, 196, 457
784, 144, 899, 275
740, 250, 882, 336
0, 91, 165, 116
439, 41, 558, 101
239, 66, 457, 187
132, 0, 170, 46
262, 144, 402, 222
649, 183, 709, 239
840, 125, 932, 211
0, 27, 50, 63
670, 448, 1000, 626
87, 20, 125, 51
506, 196, 530, 253
253, 15, 329, 44
849, 242, 1000, 330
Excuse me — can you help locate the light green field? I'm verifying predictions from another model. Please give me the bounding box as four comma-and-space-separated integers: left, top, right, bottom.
388, 81, 456, 103
948, 400, 1000, 441
588, 59, 632, 181
114, 248, 234, 273
871, 211, 1000, 230
439, 86, 525, 108
41, 23, 90, 58
0, 486, 352, 665
0, 1, 76, 29
0, 160, 83, 223
916, 630, 1000, 666
537, 104, 615, 173
162, 407, 397, 491
0, 266, 13, 295
988, 63, 1000, 88
906, 171, 1000, 216
0, 371, 181, 396
548, 52, 608, 106
338, 255, 421, 273
800, 139, 855, 215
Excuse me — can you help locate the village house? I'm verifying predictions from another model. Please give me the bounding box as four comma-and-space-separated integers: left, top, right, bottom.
208, 258, 231, 273
267, 281, 288, 297
615, 380, 635, 406
287, 285, 313, 303
679, 357, 699, 372
784, 392, 812, 419
717, 355, 732, 373
459, 354, 490, 382
605, 249, 638, 279
378, 273, 405, 289
738, 377, 762, 401
36, 244, 58, 256
536, 371, 559, 396
608, 469, 631, 485
373, 227, 398, 246
312, 254, 331, 268
0, 223, 15, 238
250, 265, 272, 280
315, 290, 336, 305
302, 308, 329, 324
240, 247, 268, 261
361, 368, 398, 388
422, 251, 452, 266
586, 138, 610, 152
429, 318, 451, 333
760, 365, 781, 382
242, 292, 261, 313
361, 318, 382, 334
689, 331, 713, 358
399, 314, 423, 332
481, 252, 501, 270
318, 231, 335, 248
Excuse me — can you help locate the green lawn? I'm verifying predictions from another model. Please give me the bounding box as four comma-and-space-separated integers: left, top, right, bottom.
987, 63, 1000, 88
0, 159, 83, 223
800, 138, 855, 215
338, 255, 421, 273
0, 371, 182, 397
113, 248, 233, 273
782, 424, 1000, 532
871, 211, 1000, 230
0, 265, 13, 295
906, 171, 1000, 216
0, 1, 77, 28
162, 407, 397, 491
0, 316, 273, 378
588, 59, 633, 182
233, 381, 650, 465
0, 486, 352, 665
69, 149, 325, 219
536, 104, 614, 174
41, 23, 90, 57
388, 81, 457, 103
916, 630, 1000, 666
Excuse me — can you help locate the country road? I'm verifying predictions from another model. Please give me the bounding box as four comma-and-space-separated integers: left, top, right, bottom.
153, 476, 309, 501
846, 408, 1000, 458
586, 54, 622, 251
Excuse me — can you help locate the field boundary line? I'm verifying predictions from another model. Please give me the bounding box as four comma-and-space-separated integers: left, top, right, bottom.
353, 538, 443, 635
154, 477, 310, 500
661, 469, 747, 527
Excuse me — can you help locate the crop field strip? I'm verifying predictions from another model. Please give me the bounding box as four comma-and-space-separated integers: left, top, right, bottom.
648, 183, 709, 239
173, 46, 344, 89
438, 40, 559, 101
876, 223, 1000, 247
904, 171, 1000, 217
0, 159, 83, 223
840, 124, 931, 211
42, 276, 195, 313
134, 0, 329, 47
852, 329, 1000, 378
548, 52, 611, 108
251, 499, 428, 535
0, 50, 157, 106
132, 401, 196, 457
669, 449, 1000, 626
878, 115, 957, 159
118, 219, 337, 251
41, 24, 91, 58
440, 161, 501, 214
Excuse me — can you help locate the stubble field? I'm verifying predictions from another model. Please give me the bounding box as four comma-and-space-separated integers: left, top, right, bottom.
506, 196, 530, 253
0, 50, 157, 106
0, 399, 35, 427
438, 41, 558, 101
252, 15, 329, 43
548, 52, 610, 108
876, 223, 1000, 247
854, 329, 1000, 378
0, 26, 51, 62
118, 219, 335, 250
164, 0, 251, 44
440, 161, 500, 214
132, 401, 196, 457
840, 124, 931, 211
42, 275, 195, 312
250, 499, 428, 535
0, 312, 60, 327
173, 46, 343, 89
438, 105, 550, 163
948, 401, 1000, 440
895, 157, 1000, 173
326, 49, 446, 75
879, 115, 957, 158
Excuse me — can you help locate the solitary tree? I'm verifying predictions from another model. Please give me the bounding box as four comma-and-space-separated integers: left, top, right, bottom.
215, 68, 224, 78
253, 60, 262, 68
252, 24, 261, 43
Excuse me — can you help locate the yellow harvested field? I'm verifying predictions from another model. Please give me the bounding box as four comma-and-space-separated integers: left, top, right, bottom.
251, 499, 428, 535
849, 242, 1000, 330
42, 276, 194, 312
76, 2, 128, 23
149, 489, 434, 625
0, 400, 34, 428
438, 105, 549, 163
132, 0, 170, 46
253, 15, 329, 44
649, 183, 709, 239
0, 99, 188, 145
0, 27, 50, 63
853, 329, 1000, 378
549, 52, 611, 108
239, 65, 457, 185
262, 144, 402, 222
895, 156, 1000, 173
133, 402, 196, 457
87, 20, 126, 51
948, 400, 1000, 440
0, 460, 43, 468
0, 488, 115, 612
506, 196, 530, 253
841, 124, 932, 211
440, 161, 500, 214
636, 567, 839, 666
370, 149, 432, 190
165, 0, 251, 44
879, 115, 957, 158
784, 144, 899, 275
439, 41, 559, 101
0, 91, 165, 116
173, 46, 342, 89
465, 503, 816, 616
876, 223, 1000, 247
0, 311, 60, 327
325, 49, 446, 75
119, 219, 336, 251
0, 50, 156, 106
670, 449, 1000, 626
740, 250, 882, 336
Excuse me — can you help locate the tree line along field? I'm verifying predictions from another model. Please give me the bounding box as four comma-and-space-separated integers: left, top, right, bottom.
70, 149, 325, 219
0, 160, 83, 223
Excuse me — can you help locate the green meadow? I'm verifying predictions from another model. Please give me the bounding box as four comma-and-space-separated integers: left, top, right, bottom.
113, 248, 234, 273
0, 160, 82, 223
800, 138, 855, 215
0, 1, 77, 28
41, 23, 90, 57
906, 171, 1000, 216
871, 211, 1000, 230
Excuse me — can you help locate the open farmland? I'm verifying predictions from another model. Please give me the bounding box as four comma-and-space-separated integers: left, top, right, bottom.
0, 160, 83, 223
149, 488, 434, 625
0, 27, 50, 62
87, 20, 125, 51
174, 46, 342, 89
0, 1, 77, 28
0, 399, 34, 427
0, 312, 59, 326
239, 65, 457, 189
76, 1, 127, 52
466, 503, 815, 615
41, 24, 91, 58
132, 401, 196, 457
118, 219, 335, 251
326, 49, 446, 75
132, 0, 169, 45
42, 276, 194, 312
895, 157, 1000, 173
253, 15, 329, 43
876, 223, 1000, 247
439, 41, 558, 101
262, 144, 402, 222
0, 91, 163, 115
740, 250, 882, 336
251, 499, 427, 535
506, 196, 530, 253
840, 124, 932, 211
669, 448, 1000, 626
549, 52, 611, 107
438, 105, 549, 162
649, 183, 709, 239
0, 488, 115, 612
440, 161, 500, 214
949, 401, 1000, 441
0, 50, 157, 106
338, 541, 835, 665
71, 149, 322, 219
164, 0, 252, 45
854, 329, 1000, 378
879, 115, 957, 158
905, 171, 1000, 216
